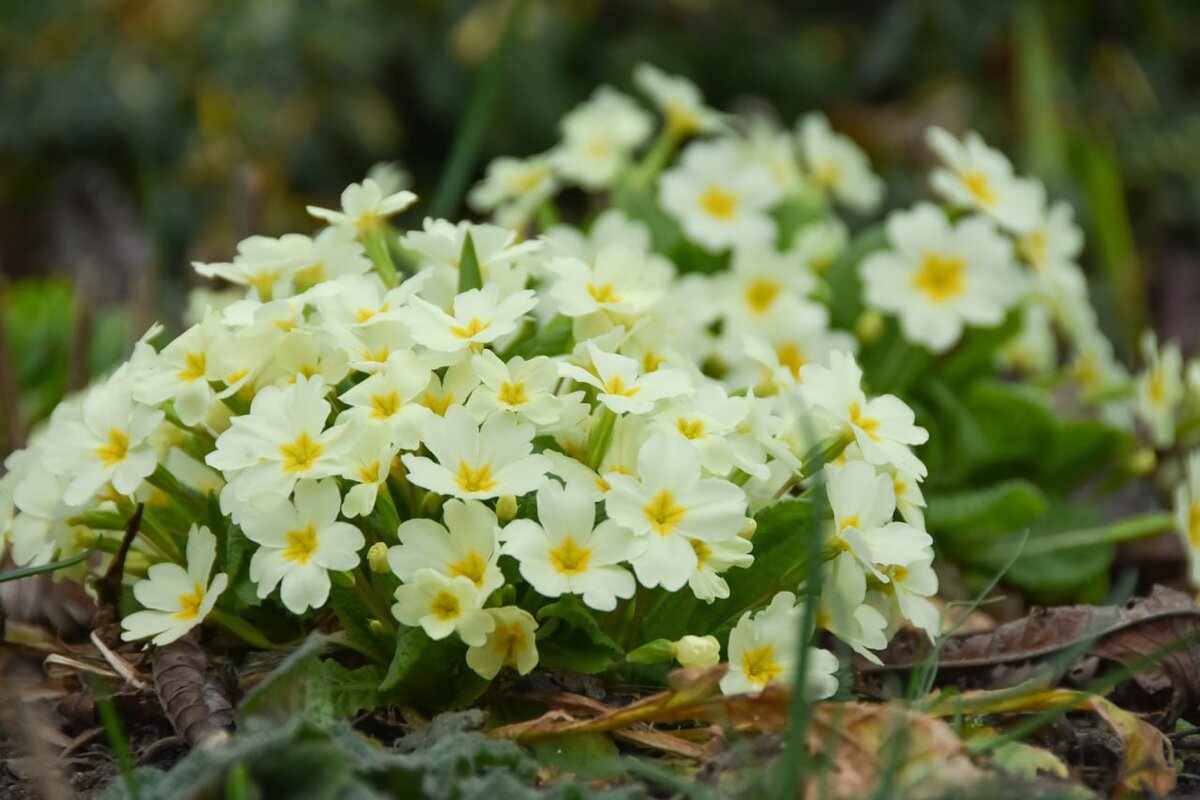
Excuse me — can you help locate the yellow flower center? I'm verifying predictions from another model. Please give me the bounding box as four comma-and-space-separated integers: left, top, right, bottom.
177, 351, 207, 382
603, 374, 641, 398
451, 317, 492, 340
497, 381, 529, 406
96, 428, 130, 468
587, 283, 621, 304
549, 536, 592, 576
370, 391, 402, 419
776, 343, 806, 379
812, 159, 842, 190
492, 621, 529, 664
741, 644, 783, 686
839, 514, 861, 533
744, 278, 781, 315
676, 418, 705, 440
699, 185, 739, 220
1149, 368, 1168, 406
691, 538, 712, 568
644, 489, 688, 537
912, 253, 966, 303
962, 170, 997, 207
283, 523, 319, 564
455, 461, 498, 494
358, 460, 381, 484
449, 551, 489, 588
641, 351, 666, 373
280, 431, 324, 473
1189, 505, 1200, 547
423, 391, 454, 416
431, 590, 461, 621
848, 401, 881, 441
248, 270, 282, 299
1018, 230, 1047, 269
174, 583, 206, 622
665, 103, 699, 135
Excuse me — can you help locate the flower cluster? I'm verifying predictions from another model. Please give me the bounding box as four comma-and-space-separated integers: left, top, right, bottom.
3, 63, 1190, 705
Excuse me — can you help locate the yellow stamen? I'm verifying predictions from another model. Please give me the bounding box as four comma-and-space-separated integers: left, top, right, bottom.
497, 381, 528, 406
455, 461, 498, 494
676, 418, 705, 440
775, 344, 806, 380
280, 431, 324, 473
370, 391, 402, 419
283, 523, 319, 564
699, 185, 738, 220
644, 489, 687, 537
603, 375, 640, 398
962, 170, 997, 207
96, 428, 130, 468
431, 590, 461, 621
744, 278, 781, 315
449, 551, 489, 588
174, 583, 205, 621
691, 538, 712, 568
912, 253, 966, 303
848, 401, 881, 442
587, 283, 621, 304
177, 351, 207, 382
549, 536, 592, 576
450, 317, 491, 340
741, 645, 783, 686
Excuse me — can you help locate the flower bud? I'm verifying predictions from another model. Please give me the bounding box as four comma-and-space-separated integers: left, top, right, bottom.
496, 495, 518, 524
854, 309, 884, 344
672, 634, 720, 670
367, 541, 391, 574
368, 619, 387, 636
330, 570, 356, 589
422, 491, 444, 517
738, 517, 757, 538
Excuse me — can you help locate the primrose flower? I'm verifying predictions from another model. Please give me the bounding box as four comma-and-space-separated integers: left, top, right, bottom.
337, 350, 433, 449
469, 154, 558, 227
306, 178, 417, 233
335, 434, 400, 518
552, 87, 653, 190
799, 351, 929, 477
40, 374, 164, 506
720, 591, 839, 699
388, 499, 504, 596
633, 63, 721, 137
400, 219, 540, 302
798, 113, 884, 213
130, 314, 237, 426
207, 376, 353, 509
545, 242, 669, 318
465, 607, 540, 679
860, 202, 1025, 353
1175, 453, 1200, 586
604, 434, 748, 591
121, 526, 229, 646
686, 535, 754, 602
720, 246, 818, 328
1016, 185, 1087, 305
1134, 331, 1184, 448
405, 284, 537, 354
240, 479, 365, 614
502, 481, 642, 611
401, 406, 550, 500
559, 341, 692, 416
466, 350, 577, 427
659, 139, 783, 252
392, 568, 495, 646
926, 127, 1040, 233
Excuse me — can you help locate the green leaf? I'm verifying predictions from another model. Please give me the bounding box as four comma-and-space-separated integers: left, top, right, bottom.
323, 661, 387, 719
239, 633, 331, 721
935, 310, 1022, 387
826, 224, 885, 330
926, 479, 1048, 540
458, 231, 483, 293
329, 583, 393, 665
1037, 420, 1130, 494
381, 626, 430, 692
536, 600, 623, 674
505, 313, 573, 360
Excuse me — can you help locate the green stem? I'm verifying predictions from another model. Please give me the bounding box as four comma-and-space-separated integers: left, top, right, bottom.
376, 486, 402, 540
1015, 512, 1174, 557
534, 200, 561, 232
362, 225, 399, 288
209, 608, 277, 649
627, 127, 679, 189
772, 429, 855, 500
354, 570, 397, 635
585, 407, 617, 471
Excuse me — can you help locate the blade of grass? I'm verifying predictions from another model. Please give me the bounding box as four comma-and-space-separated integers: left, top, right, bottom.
429, 1, 527, 219
0, 549, 93, 584
92, 676, 138, 798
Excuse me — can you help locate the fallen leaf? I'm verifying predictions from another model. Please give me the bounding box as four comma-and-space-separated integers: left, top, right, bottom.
865, 585, 1200, 725
152, 634, 236, 747
926, 686, 1175, 797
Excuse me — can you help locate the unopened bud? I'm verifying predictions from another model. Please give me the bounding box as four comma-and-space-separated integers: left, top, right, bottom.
855, 309, 884, 345
496, 495, 518, 524
368, 619, 387, 636
1128, 447, 1157, 476
330, 570, 356, 589
367, 542, 391, 574
672, 635, 720, 670
738, 517, 757, 538
422, 492, 444, 517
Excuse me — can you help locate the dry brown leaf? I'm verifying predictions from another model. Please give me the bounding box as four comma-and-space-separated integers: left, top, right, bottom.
151, 634, 236, 747
865, 585, 1200, 725
805, 702, 985, 800
926, 686, 1175, 797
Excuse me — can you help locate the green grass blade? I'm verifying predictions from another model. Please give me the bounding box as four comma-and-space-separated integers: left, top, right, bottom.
0, 549, 92, 584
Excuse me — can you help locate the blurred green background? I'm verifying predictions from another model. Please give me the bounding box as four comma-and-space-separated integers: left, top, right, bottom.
2, 0, 1199, 455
